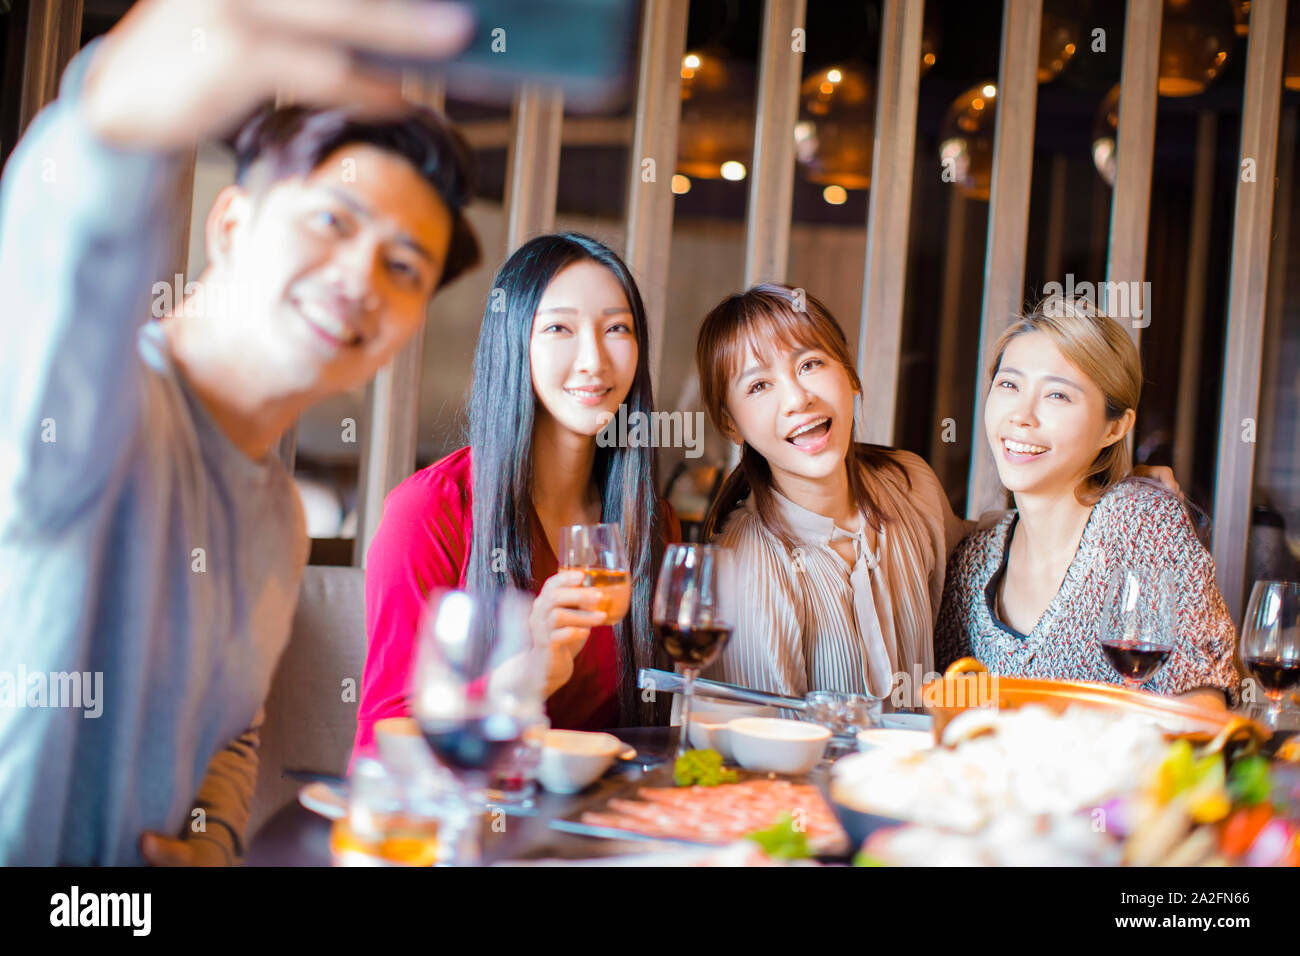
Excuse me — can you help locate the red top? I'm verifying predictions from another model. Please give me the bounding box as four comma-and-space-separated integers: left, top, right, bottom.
352, 446, 677, 759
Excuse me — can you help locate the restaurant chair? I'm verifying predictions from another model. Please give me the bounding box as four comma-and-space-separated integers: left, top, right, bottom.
248, 565, 367, 836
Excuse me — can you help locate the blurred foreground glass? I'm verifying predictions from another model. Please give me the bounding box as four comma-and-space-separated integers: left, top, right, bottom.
805, 690, 883, 759
559, 523, 631, 625
410, 588, 546, 864
652, 544, 736, 759
1241, 581, 1300, 728
1100, 566, 1177, 692
331, 758, 442, 867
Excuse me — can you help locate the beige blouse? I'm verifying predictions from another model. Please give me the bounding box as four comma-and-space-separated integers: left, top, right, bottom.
704, 449, 970, 704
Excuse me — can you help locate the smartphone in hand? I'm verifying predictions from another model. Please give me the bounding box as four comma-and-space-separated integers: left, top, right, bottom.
358, 0, 641, 112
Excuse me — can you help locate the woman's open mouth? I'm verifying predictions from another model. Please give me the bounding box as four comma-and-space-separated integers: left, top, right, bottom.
1001, 437, 1049, 463
786, 417, 832, 453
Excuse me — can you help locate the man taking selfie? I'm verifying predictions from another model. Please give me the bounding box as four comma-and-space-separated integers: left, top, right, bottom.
0, 0, 478, 864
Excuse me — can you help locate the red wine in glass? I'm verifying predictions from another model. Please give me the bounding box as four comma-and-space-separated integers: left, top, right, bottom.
418, 714, 524, 779
1102, 641, 1173, 685
655, 624, 731, 668
652, 544, 736, 759
1245, 657, 1300, 698
1241, 582, 1300, 728
1102, 566, 1176, 691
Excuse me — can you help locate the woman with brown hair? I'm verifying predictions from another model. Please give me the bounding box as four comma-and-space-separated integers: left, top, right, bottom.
933, 295, 1238, 705
694, 284, 968, 705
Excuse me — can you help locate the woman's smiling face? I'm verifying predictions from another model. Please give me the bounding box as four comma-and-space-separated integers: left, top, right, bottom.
984, 331, 1133, 497
528, 259, 638, 440
723, 336, 858, 489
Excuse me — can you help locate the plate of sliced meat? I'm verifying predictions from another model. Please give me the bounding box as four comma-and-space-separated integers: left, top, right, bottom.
551, 774, 849, 857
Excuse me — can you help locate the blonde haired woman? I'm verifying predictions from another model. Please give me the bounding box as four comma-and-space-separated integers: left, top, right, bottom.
934, 296, 1238, 706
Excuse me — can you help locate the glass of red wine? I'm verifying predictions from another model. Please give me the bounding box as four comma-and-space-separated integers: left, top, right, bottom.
1100, 565, 1176, 692
1241, 581, 1300, 729
652, 543, 736, 759
409, 587, 545, 864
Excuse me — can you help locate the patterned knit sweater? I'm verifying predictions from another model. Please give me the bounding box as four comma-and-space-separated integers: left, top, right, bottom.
934, 479, 1240, 702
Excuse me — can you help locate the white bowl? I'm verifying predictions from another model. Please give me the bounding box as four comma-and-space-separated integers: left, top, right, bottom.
727, 717, 831, 775
855, 728, 934, 754
537, 730, 625, 794
686, 703, 771, 760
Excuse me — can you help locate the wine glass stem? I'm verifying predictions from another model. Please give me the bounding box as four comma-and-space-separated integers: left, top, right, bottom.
676, 667, 699, 759
441, 783, 483, 867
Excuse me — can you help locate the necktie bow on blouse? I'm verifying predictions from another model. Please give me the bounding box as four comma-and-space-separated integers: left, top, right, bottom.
830, 525, 895, 698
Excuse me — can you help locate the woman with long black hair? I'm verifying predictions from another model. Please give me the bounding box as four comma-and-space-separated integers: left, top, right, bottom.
352, 233, 677, 757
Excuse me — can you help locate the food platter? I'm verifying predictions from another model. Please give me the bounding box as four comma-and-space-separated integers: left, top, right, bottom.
549, 764, 850, 857
922, 657, 1270, 749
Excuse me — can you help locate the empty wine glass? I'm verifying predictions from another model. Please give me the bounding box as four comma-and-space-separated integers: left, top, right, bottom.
1240, 581, 1300, 728
559, 523, 631, 625
1100, 565, 1177, 692
410, 588, 546, 864
652, 544, 736, 759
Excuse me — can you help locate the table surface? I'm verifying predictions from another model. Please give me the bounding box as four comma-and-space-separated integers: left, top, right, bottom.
248, 711, 1300, 867
247, 727, 692, 866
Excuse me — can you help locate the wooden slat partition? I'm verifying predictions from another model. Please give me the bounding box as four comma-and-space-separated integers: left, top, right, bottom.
856, 0, 925, 446
16, 0, 82, 136
1172, 112, 1217, 486
502, 83, 564, 255
353, 77, 448, 566
964, 0, 1043, 519
1212, 0, 1288, 620
624, 0, 690, 390
1105, 0, 1161, 345
742, 0, 806, 286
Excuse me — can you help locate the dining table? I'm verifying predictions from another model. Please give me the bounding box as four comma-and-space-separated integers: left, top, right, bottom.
247, 703, 1300, 867
247, 726, 700, 866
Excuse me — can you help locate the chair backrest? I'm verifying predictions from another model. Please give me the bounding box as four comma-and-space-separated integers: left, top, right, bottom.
249, 565, 367, 836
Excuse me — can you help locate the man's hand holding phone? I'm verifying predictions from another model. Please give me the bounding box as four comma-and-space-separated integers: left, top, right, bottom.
80, 0, 474, 150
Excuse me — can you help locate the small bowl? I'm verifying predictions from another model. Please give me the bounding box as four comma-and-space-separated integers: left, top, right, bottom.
686, 703, 771, 760
728, 717, 831, 775
855, 728, 934, 754
824, 753, 910, 852
537, 730, 625, 794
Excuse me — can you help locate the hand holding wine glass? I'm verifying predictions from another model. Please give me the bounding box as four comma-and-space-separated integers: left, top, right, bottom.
559, 523, 632, 625
530, 570, 607, 698
1100, 565, 1176, 691
1241, 581, 1300, 728
652, 544, 736, 758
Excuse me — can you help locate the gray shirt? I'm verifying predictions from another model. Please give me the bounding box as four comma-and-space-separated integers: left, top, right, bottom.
0, 45, 307, 864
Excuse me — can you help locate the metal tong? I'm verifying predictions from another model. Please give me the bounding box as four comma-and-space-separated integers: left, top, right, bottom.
638, 668, 807, 711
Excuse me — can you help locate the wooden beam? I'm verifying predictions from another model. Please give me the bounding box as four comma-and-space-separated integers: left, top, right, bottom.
624, 0, 689, 393
1212, 0, 1288, 620
353, 76, 448, 566
965, 0, 1042, 519
856, 0, 924, 446
1172, 111, 1217, 485
502, 83, 564, 256
742, 0, 806, 287
929, 188, 969, 484
1042, 153, 1067, 284
17, 0, 83, 136
1256, 106, 1296, 507
1105, 0, 1161, 344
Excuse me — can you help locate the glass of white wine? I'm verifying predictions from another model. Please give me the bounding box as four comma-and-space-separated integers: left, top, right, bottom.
559, 523, 631, 625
